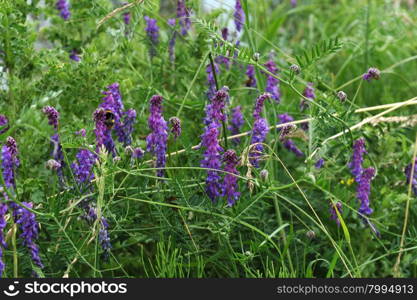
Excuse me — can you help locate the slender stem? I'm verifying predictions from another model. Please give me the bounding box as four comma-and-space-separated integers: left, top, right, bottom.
12, 221, 18, 278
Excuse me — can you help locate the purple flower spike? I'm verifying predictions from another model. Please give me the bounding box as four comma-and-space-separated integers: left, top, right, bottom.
250, 118, 269, 168
278, 114, 304, 157
330, 201, 343, 225
263, 58, 281, 102
206, 62, 220, 100
0, 115, 9, 135
0, 203, 7, 277
363, 67, 381, 81
146, 95, 168, 177
245, 65, 257, 88
71, 149, 96, 185
42, 106, 59, 131
200, 122, 223, 202
168, 18, 177, 63
253, 93, 271, 120
204, 87, 229, 125
357, 167, 375, 216
93, 108, 116, 155
177, 0, 191, 36
1, 137, 20, 191
300, 82, 315, 111
222, 150, 240, 207
405, 158, 417, 196
234, 0, 245, 32
14, 202, 43, 270
169, 117, 182, 140
118, 109, 137, 146
56, 0, 71, 20
349, 138, 367, 182
144, 16, 159, 58
228, 106, 244, 144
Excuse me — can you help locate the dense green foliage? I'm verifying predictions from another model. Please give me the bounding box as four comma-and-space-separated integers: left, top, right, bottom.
1, 0, 417, 278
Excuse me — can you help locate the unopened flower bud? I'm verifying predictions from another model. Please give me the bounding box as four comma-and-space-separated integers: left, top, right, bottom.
290, 64, 301, 74
337, 91, 347, 102
46, 159, 61, 171
260, 169, 269, 181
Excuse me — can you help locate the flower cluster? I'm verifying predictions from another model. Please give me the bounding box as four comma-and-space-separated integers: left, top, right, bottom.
250, 94, 270, 167
206, 62, 220, 100
330, 201, 343, 225
144, 16, 159, 58
93, 108, 116, 155
0, 115, 8, 135
278, 114, 304, 157
349, 138, 366, 182
82, 206, 111, 260
228, 106, 244, 144
169, 117, 182, 140
245, 65, 257, 88
300, 82, 315, 111
234, 0, 245, 32
363, 67, 380, 81
56, 0, 70, 20
263, 58, 281, 102
71, 149, 96, 185
177, 0, 191, 35
146, 95, 168, 177
222, 150, 240, 206
204, 87, 229, 125
1, 137, 19, 191
357, 167, 375, 216
405, 158, 417, 196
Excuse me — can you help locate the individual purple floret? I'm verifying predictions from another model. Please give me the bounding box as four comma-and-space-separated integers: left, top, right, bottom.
76, 128, 86, 137
357, 167, 375, 216
278, 114, 304, 157
300, 82, 315, 111
132, 147, 145, 160
315, 158, 325, 169
206, 62, 220, 100
290, 0, 297, 7
330, 201, 343, 225
146, 95, 168, 177
71, 149, 96, 185
263, 58, 281, 102
56, 0, 71, 20
405, 158, 417, 196
0, 203, 7, 277
245, 65, 257, 88
14, 202, 43, 270
169, 117, 182, 140
69, 50, 80, 62
204, 87, 229, 125
168, 18, 177, 63
215, 28, 231, 69
0, 115, 9, 135
122, 2, 131, 25
250, 118, 269, 168
42, 106, 59, 131
234, 0, 245, 32
363, 67, 381, 81
144, 16, 159, 58
222, 150, 240, 207
200, 122, 223, 202
177, 0, 191, 36
228, 106, 244, 144
349, 138, 367, 182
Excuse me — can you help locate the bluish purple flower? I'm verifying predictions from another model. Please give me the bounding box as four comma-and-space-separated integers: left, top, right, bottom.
56, 0, 70, 20
222, 149, 240, 206
144, 16, 159, 58
51, 133, 65, 184
131, 147, 145, 160
315, 158, 325, 169
278, 114, 304, 157
168, 18, 177, 63
118, 109, 137, 146
0, 115, 9, 135
177, 0, 191, 36
330, 201, 343, 225
14, 202, 43, 270
234, 0, 245, 32
146, 95, 168, 177
82, 206, 111, 260
215, 28, 231, 69
169, 117, 182, 140
245, 65, 257, 88
349, 138, 366, 182
69, 50, 80, 62
1, 137, 19, 191
204, 87, 229, 125
363, 67, 381, 81
200, 122, 223, 202
93, 108, 115, 155
206, 62, 220, 100
42, 106, 59, 131
263, 58, 281, 102
76, 128, 86, 137
0, 203, 7, 277
250, 118, 269, 168
122, 2, 131, 25
290, 0, 297, 7
71, 149, 96, 185
253, 93, 271, 120
228, 106, 244, 144
357, 167, 375, 216
300, 82, 315, 111
405, 158, 417, 196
